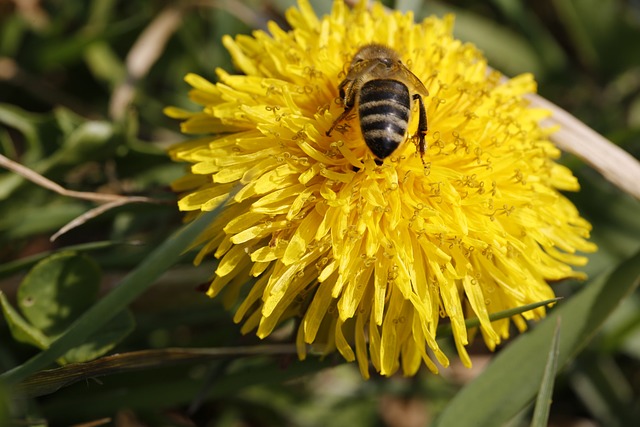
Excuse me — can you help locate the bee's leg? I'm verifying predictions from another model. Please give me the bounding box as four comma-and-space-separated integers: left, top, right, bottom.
326, 82, 357, 136
325, 106, 354, 136
412, 93, 428, 162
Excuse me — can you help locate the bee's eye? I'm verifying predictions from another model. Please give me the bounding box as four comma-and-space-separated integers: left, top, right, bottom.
380, 58, 394, 69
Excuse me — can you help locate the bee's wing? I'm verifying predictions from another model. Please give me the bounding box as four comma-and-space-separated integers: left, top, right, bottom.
399, 66, 430, 97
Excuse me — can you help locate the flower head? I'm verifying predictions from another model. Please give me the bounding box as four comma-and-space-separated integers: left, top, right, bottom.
168, 0, 596, 377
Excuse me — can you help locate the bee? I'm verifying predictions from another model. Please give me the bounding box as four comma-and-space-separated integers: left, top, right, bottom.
326, 44, 429, 164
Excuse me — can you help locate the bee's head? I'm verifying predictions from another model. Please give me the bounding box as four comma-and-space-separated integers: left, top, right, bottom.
351, 44, 401, 67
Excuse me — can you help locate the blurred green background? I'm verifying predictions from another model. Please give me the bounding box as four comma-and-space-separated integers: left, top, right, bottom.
1, 0, 639, 426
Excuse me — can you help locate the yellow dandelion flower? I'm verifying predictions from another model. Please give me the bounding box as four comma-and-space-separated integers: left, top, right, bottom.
167, 0, 596, 378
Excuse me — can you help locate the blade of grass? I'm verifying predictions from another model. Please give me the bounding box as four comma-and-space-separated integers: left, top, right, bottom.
437, 298, 561, 336
0, 189, 237, 385
530, 317, 561, 427
551, 0, 598, 67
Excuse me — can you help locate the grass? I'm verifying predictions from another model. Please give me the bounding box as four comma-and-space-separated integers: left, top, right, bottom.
1, 1, 639, 426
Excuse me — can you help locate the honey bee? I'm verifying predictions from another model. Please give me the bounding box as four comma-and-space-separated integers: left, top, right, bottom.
326, 44, 429, 164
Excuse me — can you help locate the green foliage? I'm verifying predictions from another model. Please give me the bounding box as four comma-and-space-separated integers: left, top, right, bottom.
1, 252, 134, 365
530, 318, 562, 427
433, 250, 640, 427
1, 0, 639, 426
18, 252, 101, 336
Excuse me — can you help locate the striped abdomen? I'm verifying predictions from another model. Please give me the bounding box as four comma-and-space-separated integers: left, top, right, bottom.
358, 79, 410, 159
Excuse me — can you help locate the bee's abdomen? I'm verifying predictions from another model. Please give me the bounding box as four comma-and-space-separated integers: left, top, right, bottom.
358, 79, 410, 159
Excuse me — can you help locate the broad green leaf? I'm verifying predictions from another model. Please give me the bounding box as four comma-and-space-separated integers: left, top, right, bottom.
433, 249, 640, 427
60, 309, 135, 364
0, 190, 237, 384
0, 292, 51, 350
2, 292, 133, 367
15, 251, 135, 364
17, 252, 101, 336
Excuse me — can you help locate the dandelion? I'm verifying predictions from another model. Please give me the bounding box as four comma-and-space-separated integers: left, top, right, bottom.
167, 0, 596, 378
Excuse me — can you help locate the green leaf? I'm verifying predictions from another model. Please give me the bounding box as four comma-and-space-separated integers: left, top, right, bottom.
0, 198, 87, 241
530, 317, 561, 427
0, 380, 9, 427
0, 104, 69, 167
0, 105, 98, 201
12, 251, 134, 364
0, 189, 237, 385
34, 30, 102, 70
3, 252, 134, 365
0, 103, 41, 151
59, 309, 135, 364
84, 42, 126, 87
0, 241, 125, 279
86, 0, 118, 30
433, 249, 640, 427
600, 292, 640, 358
0, 14, 27, 56
52, 107, 87, 137
41, 120, 115, 171
0, 292, 51, 350
35, 13, 145, 70
17, 252, 101, 336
